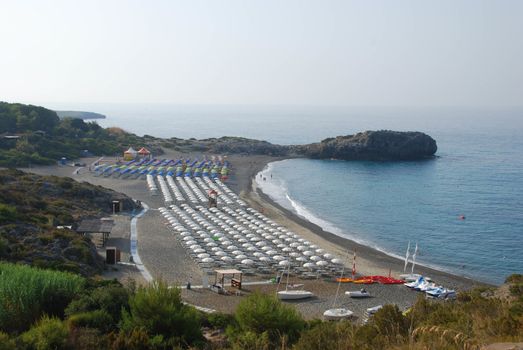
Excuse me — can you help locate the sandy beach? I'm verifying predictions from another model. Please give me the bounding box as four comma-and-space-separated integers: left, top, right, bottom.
21, 149, 489, 320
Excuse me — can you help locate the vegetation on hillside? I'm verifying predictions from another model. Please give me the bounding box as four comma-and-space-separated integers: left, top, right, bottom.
0, 263, 521, 349
0, 169, 138, 275
0, 102, 160, 167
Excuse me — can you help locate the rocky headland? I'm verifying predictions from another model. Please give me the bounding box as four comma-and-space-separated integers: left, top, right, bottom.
163, 130, 437, 160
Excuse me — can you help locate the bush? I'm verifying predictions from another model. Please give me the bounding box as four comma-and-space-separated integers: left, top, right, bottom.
232, 293, 305, 347
67, 309, 113, 333
21, 315, 69, 350
204, 312, 235, 329
120, 280, 203, 347
505, 274, 523, 284
0, 331, 16, 350
292, 321, 356, 350
65, 283, 130, 325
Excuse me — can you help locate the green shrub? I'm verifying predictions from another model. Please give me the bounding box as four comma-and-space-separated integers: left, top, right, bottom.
120, 280, 203, 347
0, 331, 16, 350
21, 315, 69, 350
292, 321, 355, 350
232, 292, 305, 347
67, 309, 113, 333
205, 312, 235, 329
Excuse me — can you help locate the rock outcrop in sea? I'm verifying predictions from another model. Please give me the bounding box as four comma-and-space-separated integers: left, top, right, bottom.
291, 130, 438, 160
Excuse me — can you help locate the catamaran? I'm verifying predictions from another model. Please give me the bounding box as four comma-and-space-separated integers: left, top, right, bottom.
399, 242, 428, 282
277, 260, 313, 300
323, 252, 354, 321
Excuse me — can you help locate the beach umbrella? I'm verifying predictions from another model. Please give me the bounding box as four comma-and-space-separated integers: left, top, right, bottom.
303, 251, 314, 256
246, 246, 257, 251
182, 236, 194, 241
265, 235, 275, 240
290, 242, 300, 248
206, 242, 218, 247
284, 237, 294, 242
190, 245, 201, 250
235, 254, 248, 260
232, 250, 243, 256
266, 250, 277, 256
331, 258, 343, 265
323, 253, 334, 260
221, 256, 233, 262
297, 245, 307, 251
241, 259, 254, 265
259, 256, 271, 262
193, 248, 206, 254
316, 260, 329, 267
279, 260, 291, 266
180, 232, 191, 237
211, 247, 222, 252
238, 238, 248, 243
315, 248, 325, 254
203, 238, 213, 243
227, 245, 238, 251
250, 237, 261, 242
277, 243, 287, 249
186, 240, 197, 246
310, 255, 321, 262
296, 256, 308, 262
242, 243, 253, 248
272, 255, 285, 261
272, 239, 282, 245
255, 241, 268, 247
201, 257, 214, 263
253, 252, 264, 257
303, 262, 316, 269
197, 253, 210, 259
282, 247, 293, 253
261, 246, 272, 251
289, 252, 300, 258
215, 251, 227, 256
220, 240, 232, 246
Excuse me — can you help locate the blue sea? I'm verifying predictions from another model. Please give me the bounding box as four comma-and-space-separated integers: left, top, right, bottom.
55, 104, 523, 284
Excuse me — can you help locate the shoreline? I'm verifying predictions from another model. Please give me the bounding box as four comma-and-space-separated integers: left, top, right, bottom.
234, 156, 491, 290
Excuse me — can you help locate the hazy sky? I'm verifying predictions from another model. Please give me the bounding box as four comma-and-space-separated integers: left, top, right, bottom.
1, 0, 522, 107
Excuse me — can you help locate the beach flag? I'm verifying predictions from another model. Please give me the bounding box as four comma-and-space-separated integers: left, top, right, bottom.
351, 252, 356, 279
404, 241, 410, 272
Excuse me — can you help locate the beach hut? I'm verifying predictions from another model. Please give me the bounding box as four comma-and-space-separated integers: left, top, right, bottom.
123, 147, 138, 161
137, 147, 151, 159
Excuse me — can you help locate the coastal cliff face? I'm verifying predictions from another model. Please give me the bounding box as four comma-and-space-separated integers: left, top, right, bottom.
291, 130, 438, 160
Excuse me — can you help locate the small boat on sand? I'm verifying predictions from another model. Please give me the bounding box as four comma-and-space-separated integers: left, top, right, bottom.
324, 251, 354, 321
277, 290, 314, 300
345, 289, 371, 298
323, 308, 353, 321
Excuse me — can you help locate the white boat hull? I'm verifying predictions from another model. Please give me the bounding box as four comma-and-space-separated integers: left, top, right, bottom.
345, 291, 371, 298
277, 290, 313, 300
323, 308, 353, 321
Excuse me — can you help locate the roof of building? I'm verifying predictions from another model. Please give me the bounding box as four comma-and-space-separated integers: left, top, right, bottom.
76, 219, 114, 233
214, 269, 242, 275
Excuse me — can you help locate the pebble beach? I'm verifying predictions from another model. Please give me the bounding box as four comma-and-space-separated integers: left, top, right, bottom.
23, 149, 489, 320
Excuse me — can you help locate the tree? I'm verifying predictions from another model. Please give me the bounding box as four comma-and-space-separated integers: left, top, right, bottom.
232, 293, 305, 347
120, 280, 203, 347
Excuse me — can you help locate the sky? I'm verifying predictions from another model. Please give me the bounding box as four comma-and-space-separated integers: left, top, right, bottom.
0, 0, 522, 107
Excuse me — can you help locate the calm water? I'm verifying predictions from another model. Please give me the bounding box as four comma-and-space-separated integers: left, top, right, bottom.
55, 103, 523, 284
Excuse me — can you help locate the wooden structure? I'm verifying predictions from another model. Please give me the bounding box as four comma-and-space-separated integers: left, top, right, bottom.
76, 218, 114, 246
208, 189, 218, 208
106, 246, 121, 264
212, 269, 243, 293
